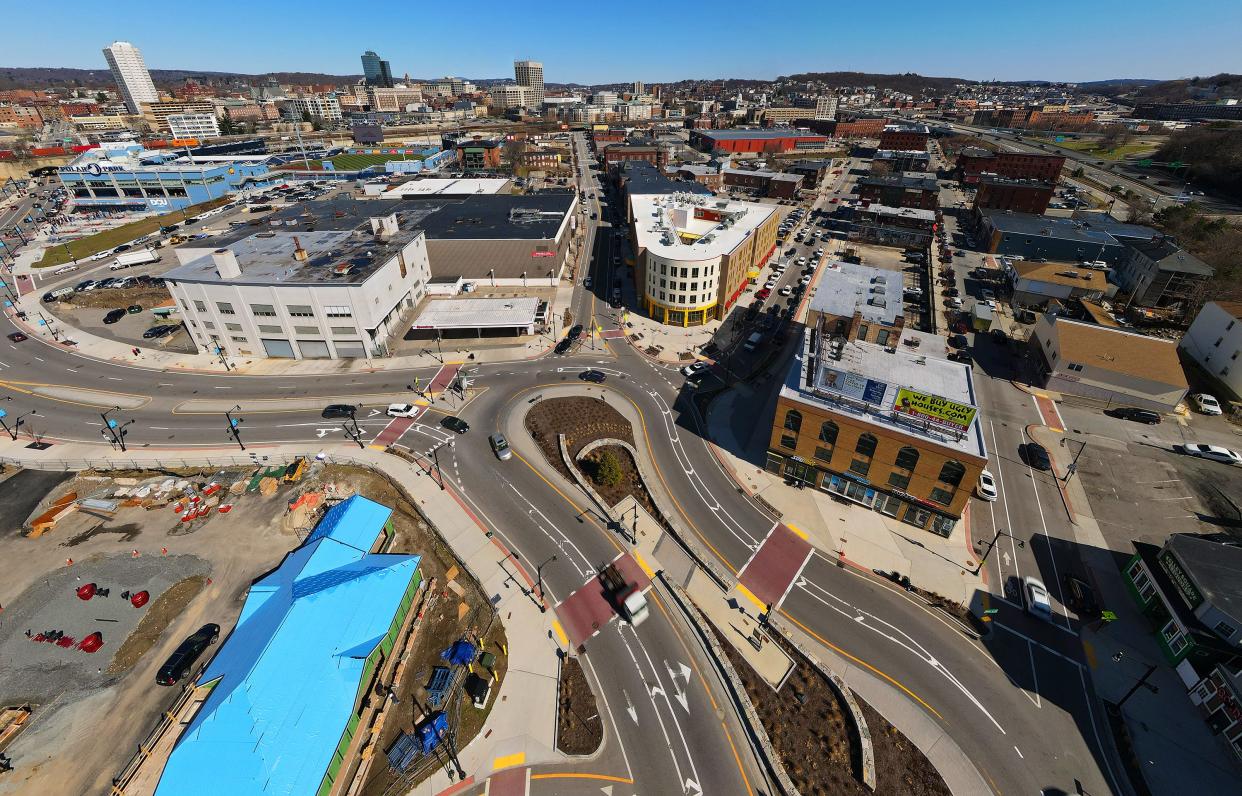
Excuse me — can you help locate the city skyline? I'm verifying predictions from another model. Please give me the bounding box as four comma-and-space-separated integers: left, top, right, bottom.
2, 0, 1240, 84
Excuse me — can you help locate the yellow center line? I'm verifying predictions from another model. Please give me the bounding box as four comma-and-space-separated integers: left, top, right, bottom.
780, 609, 944, 721
529, 772, 633, 784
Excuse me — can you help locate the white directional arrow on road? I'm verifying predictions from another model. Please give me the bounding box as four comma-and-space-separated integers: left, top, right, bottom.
684, 777, 702, 795
622, 689, 638, 724
315, 428, 342, 438
367, 409, 382, 417
664, 660, 691, 713
1002, 551, 1012, 567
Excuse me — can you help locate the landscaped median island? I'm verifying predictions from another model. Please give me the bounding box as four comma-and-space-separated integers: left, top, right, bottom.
555, 657, 603, 755
33, 196, 232, 268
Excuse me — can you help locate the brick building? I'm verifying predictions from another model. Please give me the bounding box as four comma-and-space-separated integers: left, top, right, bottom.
973, 176, 1055, 214
689, 128, 830, 154
878, 124, 930, 152
857, 173, 939, 210
834, 118, 886, 138
955, 147, 1065, 184
722, 167, 804, 198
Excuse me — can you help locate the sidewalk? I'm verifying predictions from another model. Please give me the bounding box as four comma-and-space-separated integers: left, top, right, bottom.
1040, 427, 1242, 796
0, 436, 565, 795
706, 383, 986, 606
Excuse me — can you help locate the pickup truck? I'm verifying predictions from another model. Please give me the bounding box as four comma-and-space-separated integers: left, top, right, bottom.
599, 564, 648, 626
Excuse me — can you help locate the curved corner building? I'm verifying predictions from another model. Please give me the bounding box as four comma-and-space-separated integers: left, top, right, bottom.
631, 193, 778, 326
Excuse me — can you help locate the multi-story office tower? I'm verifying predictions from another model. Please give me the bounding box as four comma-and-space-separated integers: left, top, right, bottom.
361, 50, 394, 88
102, 41, 159, 114
514, 60, 545, 104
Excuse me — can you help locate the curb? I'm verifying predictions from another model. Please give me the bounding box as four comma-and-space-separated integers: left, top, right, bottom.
1025, 423, 1079, 525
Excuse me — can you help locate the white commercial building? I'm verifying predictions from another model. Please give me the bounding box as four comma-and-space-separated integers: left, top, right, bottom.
167, 113, 222, 140
1180, 301, 1242, 401
102, 41, 159, 115
631, 193, 778, 326
165, 213, 431, 360
288, 95, 342, 122
492, 84, 537, 109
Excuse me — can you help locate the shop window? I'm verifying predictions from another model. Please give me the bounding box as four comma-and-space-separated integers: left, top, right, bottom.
894, 446, 920, 471
855, 433, 877, 458
874, 493, 903, 517
1215, 621, 1238, 640
783, 410, 802, 433
818, 421, 838, 445
903, 504, 931, 529
938, 460, 966, 487
932, 515, 956, 536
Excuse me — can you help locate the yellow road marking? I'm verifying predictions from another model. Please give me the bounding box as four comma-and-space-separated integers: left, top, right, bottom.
551, 620, 569, 649
786, 522, 809, 541
491, 751, 525, 770
0, 379, 151, 410
1082, 637, 1098, 670
781, 610, 944, 721
721, 721, 755, 796
735, 583, 768, 613
366, 444, 385, 451
530, 773, 633, 784
632, 551, 656, 579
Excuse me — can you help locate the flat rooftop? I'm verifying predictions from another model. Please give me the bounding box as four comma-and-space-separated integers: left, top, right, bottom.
631, 193, 776, 262
412, 296, 540, 330
982, 210, 1122, 245
809, 261, 904, 325
205, 195, 575, 250
859, 173, 939, 191
166, 226, 422, 286
856, 203, 936, 223
381, 178, 511, 196
1009, 259, 1109, 291
695, 129, 828, 140
782, 327, 987, 459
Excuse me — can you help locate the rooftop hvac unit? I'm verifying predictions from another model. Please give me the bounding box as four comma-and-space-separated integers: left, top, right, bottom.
872, 275, 887, 284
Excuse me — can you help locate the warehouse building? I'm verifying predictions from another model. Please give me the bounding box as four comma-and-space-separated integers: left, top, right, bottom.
977, 210, 1129, 264
155, 496, 422, 796
689, 128, 831, 154
1030, 314, 1189, 411
632, 192, 779, 326
767, 321, 987, 536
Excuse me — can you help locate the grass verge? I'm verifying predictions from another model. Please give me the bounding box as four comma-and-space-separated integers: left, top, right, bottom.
35, 197, 231, 268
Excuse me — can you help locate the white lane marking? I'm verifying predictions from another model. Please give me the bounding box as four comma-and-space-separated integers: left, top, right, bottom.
1020, 427, 1075, 634
503, 480, 593, 577
1026, 640, 1042, 708
797, 575, 1006, 733
106, 376, 122, 381
621, 623, 702, 793
1014, 746, 1024, 759
615, 625, 686, 787
986, 419, 1021, 588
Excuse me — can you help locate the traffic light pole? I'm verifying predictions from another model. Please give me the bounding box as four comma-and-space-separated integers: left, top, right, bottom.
100, 407, 132, 452
225, 405, 245, 451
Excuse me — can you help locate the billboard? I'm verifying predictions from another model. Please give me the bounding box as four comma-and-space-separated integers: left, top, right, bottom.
893, 388, 977, 431
820, 367, 888, 405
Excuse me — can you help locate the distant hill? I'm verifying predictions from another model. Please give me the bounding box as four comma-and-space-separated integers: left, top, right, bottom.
0, 66, 363, 91
1123, 73, 1242, 104
775, 71, 972, 95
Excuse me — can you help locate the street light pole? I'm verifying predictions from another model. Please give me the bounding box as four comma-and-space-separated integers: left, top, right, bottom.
972, 528, 1024, 574
100, 407, 131, 452
1113, 664, 1159, 711
225, 404, 245, 451
534, 555, 557, 612
1062, 438, 1088, 482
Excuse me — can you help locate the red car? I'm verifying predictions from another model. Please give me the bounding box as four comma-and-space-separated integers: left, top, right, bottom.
756, 288, 772, 300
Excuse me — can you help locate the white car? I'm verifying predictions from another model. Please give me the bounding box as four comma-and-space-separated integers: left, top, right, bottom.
88, 251, 111, 261
799, 275, 812, 286
1023, 576, 1053, 620
681, 361, 710, 377
54, 264, 79, 274
779, 286, 792, 297
1192, 393, 1223, 415
386, 403, 420, 418
1179, 443, 1242, 465
976, 469, 998, 501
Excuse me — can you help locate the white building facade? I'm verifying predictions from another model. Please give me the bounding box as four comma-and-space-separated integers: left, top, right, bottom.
1180, 301, 1242, 400
167, 113, 222, 140
102, 41, 159, 115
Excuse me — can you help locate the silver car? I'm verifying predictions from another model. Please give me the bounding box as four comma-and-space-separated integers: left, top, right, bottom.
489, 433, 512, 461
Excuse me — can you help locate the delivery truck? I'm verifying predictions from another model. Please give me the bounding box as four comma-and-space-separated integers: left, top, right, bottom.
109, 247, 161, 270
599, 563, 649, 626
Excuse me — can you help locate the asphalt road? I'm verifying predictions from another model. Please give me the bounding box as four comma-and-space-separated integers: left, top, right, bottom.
0, 134, 1126, 796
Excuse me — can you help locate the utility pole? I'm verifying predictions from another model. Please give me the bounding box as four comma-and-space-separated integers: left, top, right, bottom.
343, 409, 364, 449
1062, 438, 1088, 482
100, 407, 132, 452
534, 555, 557, 611
972, 528, 1024, 574
225, 405, 245, 451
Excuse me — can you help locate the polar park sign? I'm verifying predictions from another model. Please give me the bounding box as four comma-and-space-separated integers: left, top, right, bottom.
893, 387, 977, 432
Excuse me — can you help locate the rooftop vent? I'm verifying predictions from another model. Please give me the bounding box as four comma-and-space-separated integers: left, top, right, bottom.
212, 248, 241, 280
292, 236, 308, 262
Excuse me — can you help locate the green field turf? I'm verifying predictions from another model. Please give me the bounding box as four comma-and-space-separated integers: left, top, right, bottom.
328, 153, 424, 171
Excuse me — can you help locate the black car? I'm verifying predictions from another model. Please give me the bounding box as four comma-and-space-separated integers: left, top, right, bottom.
948, 350, 973, 365
441, 416, 469, 434
948, 334, 969, 349
579, 369, 606, 383
1023, 441, 1053, 471
554, 338, 573, 355
567, 324, 584, 340
1105, 407, 1161, 425
7, 332, 28, 343
321, 404, 357, 420
113, 243, 132, 253
1061, 574, 1100, 618
103, 308, 127, 324
155, 623, 220, 686
142, 325, 173, 339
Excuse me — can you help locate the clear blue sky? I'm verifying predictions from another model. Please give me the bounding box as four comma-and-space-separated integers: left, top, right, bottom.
6, 0, 1240, 84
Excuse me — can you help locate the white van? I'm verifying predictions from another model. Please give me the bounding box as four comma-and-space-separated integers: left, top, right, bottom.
743, 332, 764, 352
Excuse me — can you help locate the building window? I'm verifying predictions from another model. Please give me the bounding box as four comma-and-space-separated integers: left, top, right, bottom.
294, 325, 319, 335
286, 305, 314, 317
230, 336, 246, 343
1215, 337, 1224, 348
225, 323, 241, 331
894, 446, 920, 471
849, 458, 870, 477
857, 323, 869, 340
1161, 620, 1188, 655
814, 446, 833, 462
325, 306, 352, 317
258, 324, 281, 334
193, 300, 206, 312
783, 409, 802, 433
1215, 621, 1238, 640
1067, 362, 1084, 372
818, 421, 838, 446
331, 326, 355, 336
902, 504, 931, 529
855, 433, 877, 458
887, 471, 911, 490
929, 487, 955, 505
938, 460, 966, 488
876, 329, 890, 346
780, 434, 797, 450
250, 304, 276, 317
216, 301, 234, 315
203, 321, 216, 330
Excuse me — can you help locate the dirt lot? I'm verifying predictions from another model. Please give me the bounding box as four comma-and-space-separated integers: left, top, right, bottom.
50, 286, 193, 352
556, 657, 602, 755
718, 625, 951, 796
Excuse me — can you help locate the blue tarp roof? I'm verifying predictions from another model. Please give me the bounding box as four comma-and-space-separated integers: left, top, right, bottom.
155, 496, 419, 796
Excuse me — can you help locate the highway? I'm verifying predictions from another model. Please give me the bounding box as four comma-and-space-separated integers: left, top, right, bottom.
0, 132, 1126, 795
